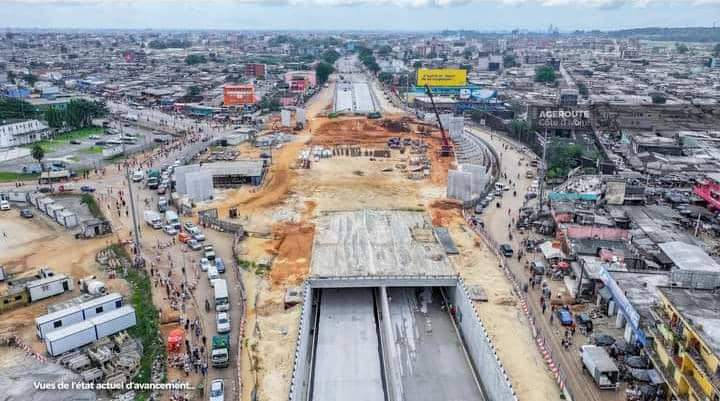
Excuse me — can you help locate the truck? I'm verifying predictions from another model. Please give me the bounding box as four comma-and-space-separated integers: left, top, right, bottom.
144, 210, 163, 229
211, 334, 230, 368
147, 168, 161, 189
581, 345, 620, 390
214, 279, 229, 312
165, 210, 180, 230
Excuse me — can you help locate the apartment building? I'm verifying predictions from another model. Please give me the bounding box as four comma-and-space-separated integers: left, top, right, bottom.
647, 287, 720, 401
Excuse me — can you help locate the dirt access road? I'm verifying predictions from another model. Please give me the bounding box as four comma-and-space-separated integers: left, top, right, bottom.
467, 126, 624, 401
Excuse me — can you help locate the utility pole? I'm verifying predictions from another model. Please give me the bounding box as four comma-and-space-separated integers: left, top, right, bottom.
537, 129, 548, 212
122, 137, 143, 268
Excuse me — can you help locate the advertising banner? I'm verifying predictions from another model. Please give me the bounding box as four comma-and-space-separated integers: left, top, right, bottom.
417, 68, 467, 87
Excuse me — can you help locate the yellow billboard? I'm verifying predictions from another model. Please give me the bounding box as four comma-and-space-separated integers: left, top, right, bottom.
417, 68, 467, 87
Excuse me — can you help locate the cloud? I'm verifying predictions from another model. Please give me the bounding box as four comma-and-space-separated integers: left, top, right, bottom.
3, 0, 720, 7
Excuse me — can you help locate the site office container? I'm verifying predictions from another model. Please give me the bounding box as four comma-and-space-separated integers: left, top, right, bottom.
59, 210, 79, 228
44, 306, 137, 357
38, 198, 55, 214
36, 305, 84, 339
27, 274, 73, 303
47, 204, 64, 222
45, 320, 96, 357
81, 293, 123, 320
35, 293, 123, 339
90, 305, 136, 338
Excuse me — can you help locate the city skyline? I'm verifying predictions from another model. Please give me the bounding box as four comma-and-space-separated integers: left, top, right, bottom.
1, 0, 720, 31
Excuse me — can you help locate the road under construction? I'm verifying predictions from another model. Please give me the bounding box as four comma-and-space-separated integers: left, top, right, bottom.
287, 210, 518, 401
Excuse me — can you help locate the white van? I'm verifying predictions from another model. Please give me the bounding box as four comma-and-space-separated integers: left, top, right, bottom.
213, 279, 229, 312
207, 265, 219, 286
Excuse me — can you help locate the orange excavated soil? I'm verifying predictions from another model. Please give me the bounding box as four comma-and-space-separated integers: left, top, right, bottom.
267, 222, 315, 287
311, 117, 453, 185
428, 199, 463, 227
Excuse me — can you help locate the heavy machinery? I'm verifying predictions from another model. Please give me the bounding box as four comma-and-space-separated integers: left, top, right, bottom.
423, 84, 453, 157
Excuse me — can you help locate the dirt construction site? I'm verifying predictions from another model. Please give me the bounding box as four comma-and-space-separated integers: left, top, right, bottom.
202, 106, 560, 400
0, 78, 562, 401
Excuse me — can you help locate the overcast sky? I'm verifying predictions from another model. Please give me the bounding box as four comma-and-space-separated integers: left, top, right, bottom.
1, 0, 719, 31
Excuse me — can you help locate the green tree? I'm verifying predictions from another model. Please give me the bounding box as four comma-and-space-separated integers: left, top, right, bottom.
185, 54, 207, 65
577, 83, 589, 97
64, 99, 108, 129
413, 61, 422, 69
186, 86, 201, 97
44, 107, 64, 128
651, 94, 667, 104
713, 43, 720, 57
259, 96, 281, 112
378, 72, 393, 84
0, 98, 38, 120
315, 62, 335, 85
510, 119, 531, 142
503, 54, 518, 68
322, 49, 340, 65
675, 43, 689, 54
534, 66, 556, 83
377, 45, 392, 56
31, 144, 45, 172
547, 143, 583, 178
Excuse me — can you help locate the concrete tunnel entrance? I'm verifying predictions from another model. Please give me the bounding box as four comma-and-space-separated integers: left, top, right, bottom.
306, 286, 486, 401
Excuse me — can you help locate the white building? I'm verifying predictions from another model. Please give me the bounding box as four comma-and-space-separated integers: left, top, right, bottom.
0, 119, 49, 149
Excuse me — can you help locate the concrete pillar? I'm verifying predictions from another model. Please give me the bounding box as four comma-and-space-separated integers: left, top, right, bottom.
615, 311, 625, 329
379, 286, 404, 401
608, 300, 616, 316
624, 322, 634, 344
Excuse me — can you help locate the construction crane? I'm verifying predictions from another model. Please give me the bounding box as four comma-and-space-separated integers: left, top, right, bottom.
424, 84, 453, 157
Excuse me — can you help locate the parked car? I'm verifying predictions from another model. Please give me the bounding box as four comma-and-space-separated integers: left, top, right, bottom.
80, 185, 96, 193
163, 225, 178, 236
187, 239, 202, 251
216, 313, 231, 334
200, 258, 211, 272
215, 258, 225, 274
556, 308, 574, 326
131, 170, 144, 182
0, 200, 10, 211
183, 222, 197, 232
209, 379, 224, 401
204, 245, 216, 261
38, 186, 54, 193
499, 244, 514, 257
20, 208, 33, 218
69, 140, 82, 145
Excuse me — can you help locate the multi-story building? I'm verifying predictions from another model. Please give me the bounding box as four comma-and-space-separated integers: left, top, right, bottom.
647, 287, 720, 401
0, 119, 49, 149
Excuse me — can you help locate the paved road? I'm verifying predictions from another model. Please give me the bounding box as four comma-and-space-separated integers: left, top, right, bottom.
467, 126, 624, 401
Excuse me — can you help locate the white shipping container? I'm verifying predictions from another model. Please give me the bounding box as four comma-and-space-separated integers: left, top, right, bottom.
47, 204, 64, 222
44, 320, 96, 357
32, 194, 46, 208
89, 306, 136, 339
38, 198, 55, 214
27, 274, 73, 303
80, 293, 123, 320
36, 305, 84, 339
59, 210, 78, 228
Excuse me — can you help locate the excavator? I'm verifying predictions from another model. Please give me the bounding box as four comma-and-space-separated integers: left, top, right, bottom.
424, 84, 453, 157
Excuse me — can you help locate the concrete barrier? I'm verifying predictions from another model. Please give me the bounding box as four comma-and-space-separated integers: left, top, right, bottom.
287, 285, 314, 401
449, 280, 519, 401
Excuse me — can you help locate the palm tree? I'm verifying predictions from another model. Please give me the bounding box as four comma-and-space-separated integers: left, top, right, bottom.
31, 144, 45, 173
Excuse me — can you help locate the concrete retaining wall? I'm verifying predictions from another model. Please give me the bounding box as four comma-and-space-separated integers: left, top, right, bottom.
449, 280, 519, 401
288, 285, 314, 401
